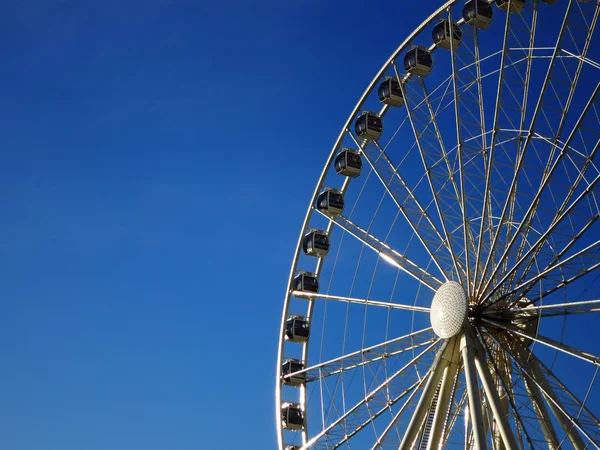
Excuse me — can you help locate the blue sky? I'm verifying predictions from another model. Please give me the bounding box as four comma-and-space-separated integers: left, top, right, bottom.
0, 1, 442, 449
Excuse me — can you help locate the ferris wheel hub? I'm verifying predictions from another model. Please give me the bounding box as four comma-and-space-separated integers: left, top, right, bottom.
430, 281, 469, 338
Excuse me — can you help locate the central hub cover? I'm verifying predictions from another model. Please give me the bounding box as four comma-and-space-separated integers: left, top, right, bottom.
430, 281, 468, 338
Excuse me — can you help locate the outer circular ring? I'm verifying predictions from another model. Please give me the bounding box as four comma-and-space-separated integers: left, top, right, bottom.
275, 2, 461, 448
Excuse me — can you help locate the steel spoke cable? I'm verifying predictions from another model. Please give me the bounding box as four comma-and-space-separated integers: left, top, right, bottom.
476, 0, 578, 296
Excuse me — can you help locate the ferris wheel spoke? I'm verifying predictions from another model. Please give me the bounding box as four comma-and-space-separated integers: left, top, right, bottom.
297, 329, 437, 384
478, 0, 600, 295
482, 318, 600, 368
482, 84, 600, 306
493, 335, 600, 450
303, 339, 442, 449
449, 17, 492, 295
475, 1, 539, 294
480, 83, 600, 304
481, 166, 600, 308
316, 205, 445, 291
393, 62, 467, 288
398, 336, 460, 450
370, 373, 430, 450
472, 4, 513, 295
504, 168, 600, 306
500, 4, 539, 288
503, 213, 600, 307
489, 299, 600, 318
490, 237, 600, 310
325, 378, 422, 450
359, 137, 456, 281
292, 291, 430, 313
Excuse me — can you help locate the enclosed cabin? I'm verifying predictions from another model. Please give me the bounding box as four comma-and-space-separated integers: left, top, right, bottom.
281, 402, 305, 430
496, 0, 525, 13
293, 271, 319, 296
404, 47, 433, 77
334, 148, 362, 178
316, 188, 344, 217
285, 315, 310, 342
463, 0, 494, 29
378, 77, 404, 107
284, 446, 301, 450
355, 111, 383, 141
432, 19, 462, 50
303, 229, 330, 258
281, 358, 306, 386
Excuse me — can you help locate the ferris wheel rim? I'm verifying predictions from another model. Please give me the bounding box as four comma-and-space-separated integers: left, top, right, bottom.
276, 2, 459, 448
276, 1, 600, 449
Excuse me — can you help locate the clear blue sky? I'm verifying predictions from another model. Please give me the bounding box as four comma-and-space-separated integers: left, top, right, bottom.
0, 1, 443, 449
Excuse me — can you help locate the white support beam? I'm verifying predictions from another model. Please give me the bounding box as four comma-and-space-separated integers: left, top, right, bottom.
461, 331, 487, 450
399, 338, 458, 450
471, 334, 518, 450
426, 340, 461, 450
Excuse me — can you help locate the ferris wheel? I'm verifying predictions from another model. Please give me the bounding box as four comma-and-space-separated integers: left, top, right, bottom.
276, 0, 600, 449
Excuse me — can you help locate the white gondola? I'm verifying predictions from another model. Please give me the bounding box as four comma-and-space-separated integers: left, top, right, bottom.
496, 0, 525, 12
334, 148, 362, 178
293, 271, 319, 295
355, 111, 383, 140
281, 358, 306, 386
432, 19, 462, 49
281, 402, 305, 430
285, 315, 310, 342
316, 188, 344, 217
378, 77, 404, 107
284, 446, 301, 450
404, 46, 433, 77
303, 229, 330, 257
463, 0, 494, 29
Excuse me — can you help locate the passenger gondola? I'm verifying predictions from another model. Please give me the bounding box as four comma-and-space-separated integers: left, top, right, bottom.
355, 111, 383, 140
302, 230, 330, 257
378, 77, 404, 107
285, 315, 310, 342
281, 403, 305, 430
463, 0, 494, 29
281, 358, 306, 386
432, 19, 462, 49
496, 0, 525, 13
293, 271, 319, 295
334, 148, 362, 178
316, 188, 344, 217
404, 47, 433, 77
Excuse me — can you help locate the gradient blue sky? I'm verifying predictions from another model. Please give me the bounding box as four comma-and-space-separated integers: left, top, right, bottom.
0, 1, 444, 449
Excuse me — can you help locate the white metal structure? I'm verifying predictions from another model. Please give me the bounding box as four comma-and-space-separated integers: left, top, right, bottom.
276, 0, 600, 448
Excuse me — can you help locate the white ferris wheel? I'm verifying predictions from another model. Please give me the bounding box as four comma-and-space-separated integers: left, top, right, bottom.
276, 0, 600, 449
